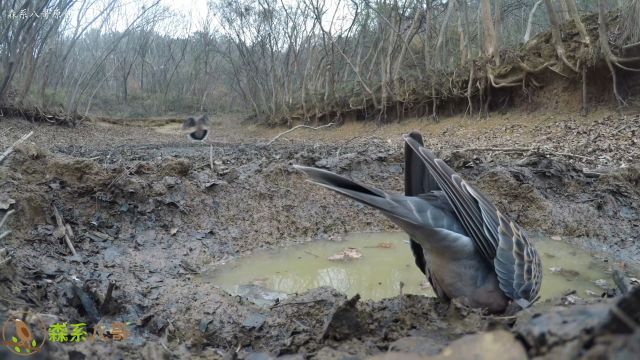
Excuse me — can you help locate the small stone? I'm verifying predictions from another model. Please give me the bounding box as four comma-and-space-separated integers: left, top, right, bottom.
594, 279, 609, 289
0, 195, 15, 210
135, 229, 156, 246
562, 294, 581, 305
198, 317, 213, 333
242, 313, 266, 329
585, 290, 599, 297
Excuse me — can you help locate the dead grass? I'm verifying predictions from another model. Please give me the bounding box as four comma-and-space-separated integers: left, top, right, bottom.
238, 107, 618, 147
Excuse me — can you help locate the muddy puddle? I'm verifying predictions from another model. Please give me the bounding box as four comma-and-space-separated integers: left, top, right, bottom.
200, 232, 622, 303
200, 233, 432, 301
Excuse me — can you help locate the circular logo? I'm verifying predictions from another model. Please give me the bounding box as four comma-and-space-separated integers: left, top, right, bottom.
2, 313, 47, 356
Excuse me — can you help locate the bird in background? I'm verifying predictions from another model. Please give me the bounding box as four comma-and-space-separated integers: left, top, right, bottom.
182, 114, 210, 141
295, 131, 542, 313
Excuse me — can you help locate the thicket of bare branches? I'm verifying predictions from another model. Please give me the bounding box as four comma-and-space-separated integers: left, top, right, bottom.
0, 0, 638, 125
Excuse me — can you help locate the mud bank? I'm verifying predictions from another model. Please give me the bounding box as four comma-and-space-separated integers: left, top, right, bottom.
0, 112, 638, 358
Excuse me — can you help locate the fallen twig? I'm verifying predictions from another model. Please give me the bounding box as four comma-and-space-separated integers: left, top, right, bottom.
159, 339, 175, 356
0, 247, 12, 267
0, 131, 33, 164
0, 209, 14, 229
52, 205, 78, 257
0, 209, 14, 241
106, 161, 140, 190
100, 281, 116, 314
209, 144, 214, 171
0, 126, 12, 137
267, 123, 335, 145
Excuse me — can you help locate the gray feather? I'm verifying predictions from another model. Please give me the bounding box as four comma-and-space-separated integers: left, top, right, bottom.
404, 134, 541, 305
295, 132, 542, 311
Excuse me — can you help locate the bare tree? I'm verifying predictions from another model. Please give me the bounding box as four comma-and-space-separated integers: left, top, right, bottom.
524, 0, 543, 43
479, 0, 497, 59
544, 0, 577, 72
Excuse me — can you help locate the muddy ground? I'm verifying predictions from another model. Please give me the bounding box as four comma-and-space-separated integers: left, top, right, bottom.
0, 109, 639, 359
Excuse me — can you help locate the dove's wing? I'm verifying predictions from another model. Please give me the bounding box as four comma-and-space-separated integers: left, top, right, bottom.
403, 135, 542, 304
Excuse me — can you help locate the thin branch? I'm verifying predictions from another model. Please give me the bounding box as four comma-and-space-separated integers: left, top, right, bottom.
209, 144, 214, 172
0, 131, 33, 164
0, 210, 15, 230
524, 0, 544, 43
52, 205, 78, 257
267, 122, 335, 145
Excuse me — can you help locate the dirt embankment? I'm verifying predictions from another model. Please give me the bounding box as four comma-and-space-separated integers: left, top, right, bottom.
273, 11, 640, 126
0, 110, 639, 358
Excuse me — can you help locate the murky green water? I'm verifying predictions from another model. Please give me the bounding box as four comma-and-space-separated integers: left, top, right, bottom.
202, 232, 621, 301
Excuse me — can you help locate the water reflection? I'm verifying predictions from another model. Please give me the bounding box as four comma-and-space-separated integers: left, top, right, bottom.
201, 232, 631, 301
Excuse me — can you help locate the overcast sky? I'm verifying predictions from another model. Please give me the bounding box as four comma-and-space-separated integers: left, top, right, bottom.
156, 0, 352, 36
61, 0, 352, 38
160, 0, 209, 26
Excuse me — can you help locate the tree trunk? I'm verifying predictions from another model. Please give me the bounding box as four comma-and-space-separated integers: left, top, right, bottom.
544, 0, 577, 71
494, 0, 503, 64
435, 0, 455, 68
559, 0, 571, 21
393, 5, 423, 84
423, 5, 430, 70
19, 51, 38, 102
39, 53, 51, 107
581, 66, 588, 115
0, 61, 16, 103
524, 0, 544, 43
480, 0, 497, 58
456, 0, 470, 64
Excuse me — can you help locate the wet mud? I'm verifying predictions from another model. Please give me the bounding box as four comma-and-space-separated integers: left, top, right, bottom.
0, 111, 639, 359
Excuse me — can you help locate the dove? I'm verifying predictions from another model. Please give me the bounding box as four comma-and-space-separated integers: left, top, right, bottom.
182, 115, 210, 141
295, 132, 541, 313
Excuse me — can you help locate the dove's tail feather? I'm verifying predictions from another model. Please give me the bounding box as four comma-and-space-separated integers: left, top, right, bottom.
404, 131, 434, 276
188, 129, 209, 141
405, 131, 439, 196
294, 165, 420, 226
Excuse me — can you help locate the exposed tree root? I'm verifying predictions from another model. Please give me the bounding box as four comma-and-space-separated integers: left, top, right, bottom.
0, 104, 86, 126
276, 8, 636, 126
598, 1, 631, 107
